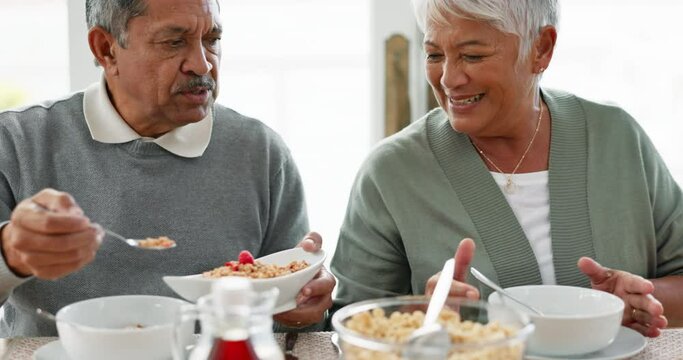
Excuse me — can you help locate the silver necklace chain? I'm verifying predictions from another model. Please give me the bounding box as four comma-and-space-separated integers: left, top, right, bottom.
471, 104, 544, 194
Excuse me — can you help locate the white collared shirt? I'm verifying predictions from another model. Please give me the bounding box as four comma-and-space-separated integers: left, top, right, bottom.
82, 76, 212, 158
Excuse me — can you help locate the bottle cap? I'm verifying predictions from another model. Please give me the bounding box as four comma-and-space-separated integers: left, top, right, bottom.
211, 277, 254, 316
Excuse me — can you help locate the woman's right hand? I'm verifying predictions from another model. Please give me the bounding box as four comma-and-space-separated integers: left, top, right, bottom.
425, 238, 480, 300
1, 188, 101, 279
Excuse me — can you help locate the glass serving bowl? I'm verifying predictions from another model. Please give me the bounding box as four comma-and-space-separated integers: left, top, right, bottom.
332, 296, 534, 360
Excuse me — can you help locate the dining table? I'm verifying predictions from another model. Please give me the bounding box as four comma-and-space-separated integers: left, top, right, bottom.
1, 329, 682, 360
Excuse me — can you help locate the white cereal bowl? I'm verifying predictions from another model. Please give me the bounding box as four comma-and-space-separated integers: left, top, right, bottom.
56, 295, 194, 360
163, 247, 326, 314
488, 285, 624, 357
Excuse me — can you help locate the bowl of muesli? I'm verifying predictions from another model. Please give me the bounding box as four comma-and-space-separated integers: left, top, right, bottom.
331, 296, 534, 360
163, 247, 325, 313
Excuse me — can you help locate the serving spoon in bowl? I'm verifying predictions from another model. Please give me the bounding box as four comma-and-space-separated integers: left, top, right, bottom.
470, 267, 544, 316
404, 259, 454, 358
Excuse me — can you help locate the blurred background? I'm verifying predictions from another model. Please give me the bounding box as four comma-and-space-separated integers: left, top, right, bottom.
1, 0, 682, 263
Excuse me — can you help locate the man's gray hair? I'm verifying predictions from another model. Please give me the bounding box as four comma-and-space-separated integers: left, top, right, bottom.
413, 0, 559, 63
85, 0, 148, 48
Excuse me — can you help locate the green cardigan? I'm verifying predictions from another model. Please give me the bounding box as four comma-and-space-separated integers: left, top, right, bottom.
331, 89, 683, 305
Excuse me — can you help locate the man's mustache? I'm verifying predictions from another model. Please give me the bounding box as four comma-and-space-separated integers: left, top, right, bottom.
174, 76, 216, 93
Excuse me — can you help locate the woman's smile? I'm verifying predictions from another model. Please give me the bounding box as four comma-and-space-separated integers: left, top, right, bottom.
448, 93, 485, 112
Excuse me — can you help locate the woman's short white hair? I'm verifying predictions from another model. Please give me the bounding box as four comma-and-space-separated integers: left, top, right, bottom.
413, 0, 559, 63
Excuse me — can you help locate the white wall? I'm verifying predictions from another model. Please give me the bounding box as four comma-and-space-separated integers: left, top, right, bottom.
543, 0, 683, 183
0, 1, 69, 105
67, 0, 100, 91
216, 1, 373, 264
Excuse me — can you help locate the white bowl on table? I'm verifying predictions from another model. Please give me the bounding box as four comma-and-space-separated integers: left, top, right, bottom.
55, 295, 193, 360
488, 285, 624, 357
163, 247, 326, 314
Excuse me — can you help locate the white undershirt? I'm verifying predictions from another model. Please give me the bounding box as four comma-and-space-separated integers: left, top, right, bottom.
489, 171, 556, 285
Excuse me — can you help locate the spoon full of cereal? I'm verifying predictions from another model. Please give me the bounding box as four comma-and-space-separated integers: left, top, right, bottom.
404, 258, 454, 358
29, 201, 176, 250
103, 229, 176, 250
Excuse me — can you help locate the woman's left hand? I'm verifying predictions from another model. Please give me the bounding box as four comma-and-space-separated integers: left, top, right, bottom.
578, 257, 668, 337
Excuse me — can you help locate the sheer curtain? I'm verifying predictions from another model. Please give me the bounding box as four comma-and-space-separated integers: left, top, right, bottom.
543, 0, 683, 183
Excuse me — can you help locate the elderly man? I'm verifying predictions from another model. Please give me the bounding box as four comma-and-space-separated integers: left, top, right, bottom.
0, 0, 334, 336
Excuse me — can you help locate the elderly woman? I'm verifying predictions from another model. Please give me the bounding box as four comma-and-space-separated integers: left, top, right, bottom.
331, 0, 683, 337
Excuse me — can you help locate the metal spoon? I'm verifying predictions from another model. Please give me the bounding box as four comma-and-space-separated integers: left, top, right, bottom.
103, 229, 176, 250
470, 267, 544, 316
29, 201, 175, 250
36, 308, 85, 330
36, 308, 57, 322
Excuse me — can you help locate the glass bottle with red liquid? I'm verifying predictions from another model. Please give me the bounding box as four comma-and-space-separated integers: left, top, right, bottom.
173, 277, 283, 360
207, 277, 257, 360
208, 337, 258, 360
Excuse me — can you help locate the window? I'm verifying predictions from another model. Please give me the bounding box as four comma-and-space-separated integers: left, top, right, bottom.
543, 0, 683, 183
0, 0, 69, 109
218, 1, 372, 259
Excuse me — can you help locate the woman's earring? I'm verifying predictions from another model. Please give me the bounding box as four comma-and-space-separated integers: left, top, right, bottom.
538, 67, 545, 74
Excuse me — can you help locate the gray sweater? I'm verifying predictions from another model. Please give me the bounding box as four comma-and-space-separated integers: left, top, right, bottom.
0, 93, 308, 336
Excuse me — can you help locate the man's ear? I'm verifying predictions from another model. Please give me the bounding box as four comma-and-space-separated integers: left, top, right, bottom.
532, 25, 557, 73
88, 26, 119, 75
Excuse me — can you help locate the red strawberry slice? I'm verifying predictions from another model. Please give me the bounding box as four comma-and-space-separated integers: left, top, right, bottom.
224, 260, 240, 271
238, 250, 255, 265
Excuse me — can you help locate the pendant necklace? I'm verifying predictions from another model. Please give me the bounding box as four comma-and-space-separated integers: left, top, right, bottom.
471, 104, 544, 194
